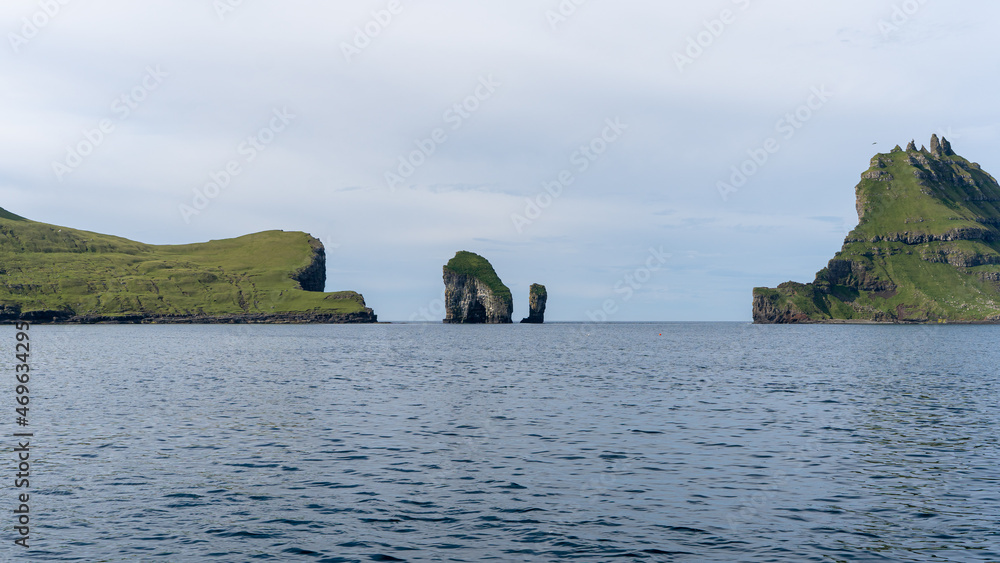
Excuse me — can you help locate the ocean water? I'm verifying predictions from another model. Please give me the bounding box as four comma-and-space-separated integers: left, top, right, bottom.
8, 323, 999, 562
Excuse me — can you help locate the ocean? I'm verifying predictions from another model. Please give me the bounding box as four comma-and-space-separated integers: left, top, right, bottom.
10, 323, 999, 562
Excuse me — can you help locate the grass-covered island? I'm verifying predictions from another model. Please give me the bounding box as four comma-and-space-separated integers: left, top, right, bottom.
442, 251, 513, 323
754, 135, 1000, 323
0, 208, 376, 323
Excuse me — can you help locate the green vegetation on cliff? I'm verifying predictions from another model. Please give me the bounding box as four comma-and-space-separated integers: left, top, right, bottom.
444, 251, 512, 302
754, 136, 1000, 323
0, 209, 374, 322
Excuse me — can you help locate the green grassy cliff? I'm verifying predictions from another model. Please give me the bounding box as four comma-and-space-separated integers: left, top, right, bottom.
754, 136, 1000, 323
444, 251, 512, 302
0, 209, 376, 323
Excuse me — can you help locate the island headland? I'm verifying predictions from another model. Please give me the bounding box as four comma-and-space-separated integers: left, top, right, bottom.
754, 136, 1000, 324
0, 208, 376, 323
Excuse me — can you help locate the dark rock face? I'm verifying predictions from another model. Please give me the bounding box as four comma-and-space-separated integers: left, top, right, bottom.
752, 291, 811, 324
0, 304, 22, 321
857, 228, 997, 244
926, 135, 956, 157
443, 268, 513, 324
0, 293, 377, 324
292, 238, 326, 292
941, 136, 954, 156
9, 310, 378, 324
520, 284, 547, 323
822, 259, 896, 293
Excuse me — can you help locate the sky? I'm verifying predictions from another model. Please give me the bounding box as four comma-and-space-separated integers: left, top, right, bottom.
2, 0, 999, 322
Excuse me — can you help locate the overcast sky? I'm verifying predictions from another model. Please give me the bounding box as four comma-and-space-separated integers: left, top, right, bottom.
2, 1, 999, 321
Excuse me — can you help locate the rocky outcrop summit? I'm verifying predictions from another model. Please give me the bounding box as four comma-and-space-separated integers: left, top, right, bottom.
520, 284, 547, 323
754, 136, 1000, 323
443, 251, 513, 324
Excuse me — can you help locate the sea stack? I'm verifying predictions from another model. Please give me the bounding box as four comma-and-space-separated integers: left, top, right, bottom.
520, 284, 547, 324
442, 251, 513, 324
753, 136, 1000, 323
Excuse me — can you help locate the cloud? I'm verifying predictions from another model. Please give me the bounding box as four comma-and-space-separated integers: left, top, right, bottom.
2, 1, 999, 320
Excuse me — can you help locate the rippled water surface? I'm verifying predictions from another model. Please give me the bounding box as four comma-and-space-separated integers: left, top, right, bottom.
13, 323, 1000, 561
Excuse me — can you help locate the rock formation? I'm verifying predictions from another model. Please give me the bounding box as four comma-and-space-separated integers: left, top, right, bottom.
520, 284, 547, 323
442, 251, 513, 323
754, 136, 1000, 323
521, 283, 549, 324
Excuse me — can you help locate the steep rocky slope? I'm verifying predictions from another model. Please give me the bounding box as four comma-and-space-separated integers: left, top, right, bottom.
754, 136, 1000, 323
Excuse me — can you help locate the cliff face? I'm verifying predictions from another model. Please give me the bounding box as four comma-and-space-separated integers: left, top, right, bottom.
754, 136, 1000, 323
442, 251, 513, 324
292, 237, 326, 292
0, 210, 376, 323
520, 284, 547, 323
